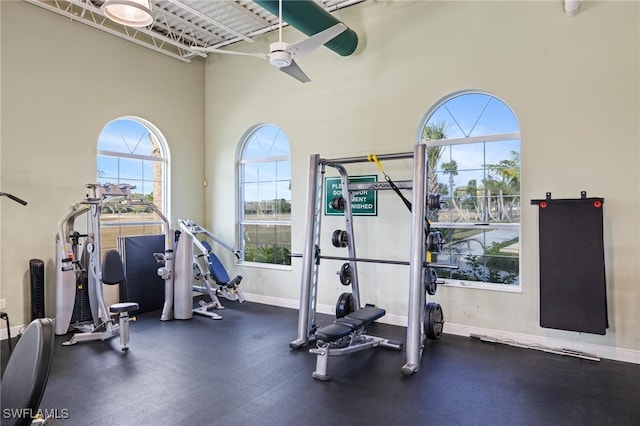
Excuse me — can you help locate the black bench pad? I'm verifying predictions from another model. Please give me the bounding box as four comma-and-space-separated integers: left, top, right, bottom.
315, 306, 386, 343
315, 323, 353, 342
343, 306, 385, 325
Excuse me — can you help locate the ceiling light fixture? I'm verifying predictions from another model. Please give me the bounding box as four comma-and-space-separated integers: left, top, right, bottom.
102, 0, 153, 27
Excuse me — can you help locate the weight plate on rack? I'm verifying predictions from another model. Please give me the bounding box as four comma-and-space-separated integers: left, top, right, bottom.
336, 292, 355, 319
424, 302, 444, 340
332, 229, 348, 248
339, 262, 352, 286
330, 196, 346, 211
424, 267, 437, 295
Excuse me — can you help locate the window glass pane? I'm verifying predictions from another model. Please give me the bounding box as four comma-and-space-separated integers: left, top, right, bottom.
243, 182, 258, 207
97, 155, 119, 180
435, 227, 519, 285
257, 161, 278, 182
97, 117, 168, 256
242, 125, 290, 160
239, 124, 291, 265
275, 181, 291, 221
472, 97, 520, 135
242, 224, 291, 265
277, 160, 292, 181
99, 119, 155, 156
449, 144, 484, 172
243, 163, 259, 183
423, 92, 520, 286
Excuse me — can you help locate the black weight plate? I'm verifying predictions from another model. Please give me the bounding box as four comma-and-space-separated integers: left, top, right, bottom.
332, 230, 342, 248
424, 267, 437, 296
331, 196, 345, 211
332, 230, 348, 248
339, 263, 351, 286
425, 302, 444, 340
336, 292, 354, 319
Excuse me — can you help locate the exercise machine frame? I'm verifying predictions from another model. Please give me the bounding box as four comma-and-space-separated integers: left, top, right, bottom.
55, 183, 172, 348
290, 143, 446, 377
173, 219, 245, 320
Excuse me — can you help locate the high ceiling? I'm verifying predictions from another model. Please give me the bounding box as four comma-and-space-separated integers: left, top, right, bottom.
23, 0, 365, 63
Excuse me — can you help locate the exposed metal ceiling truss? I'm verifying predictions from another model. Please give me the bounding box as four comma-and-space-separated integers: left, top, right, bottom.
23, 0, 366, 63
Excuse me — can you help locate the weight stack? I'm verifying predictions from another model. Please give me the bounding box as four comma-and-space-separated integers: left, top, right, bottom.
29, 259, 46, 321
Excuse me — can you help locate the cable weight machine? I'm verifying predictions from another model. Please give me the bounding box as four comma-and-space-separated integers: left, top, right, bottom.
290, 143, 457, 379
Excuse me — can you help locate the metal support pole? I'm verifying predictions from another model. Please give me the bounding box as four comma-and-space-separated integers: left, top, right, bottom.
291, 154, 322, 349
402, 143, 427, 376
330, 163, 361, 310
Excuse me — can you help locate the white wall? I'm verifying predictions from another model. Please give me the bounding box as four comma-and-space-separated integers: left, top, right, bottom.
0, 1, 206, 326
205, 1, 640, 357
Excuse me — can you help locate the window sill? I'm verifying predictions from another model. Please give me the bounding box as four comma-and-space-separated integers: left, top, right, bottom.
237, 261, 292, 271
441, 279, 522, 293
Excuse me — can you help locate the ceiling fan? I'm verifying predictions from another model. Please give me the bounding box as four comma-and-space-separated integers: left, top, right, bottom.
197, 0, 347, 83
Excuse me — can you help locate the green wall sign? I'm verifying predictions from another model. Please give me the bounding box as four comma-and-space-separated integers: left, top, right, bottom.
325, 175, 378, 216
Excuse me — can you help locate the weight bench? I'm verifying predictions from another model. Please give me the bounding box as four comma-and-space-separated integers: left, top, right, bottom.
310, 305, 402, 381
191, 241, 244, 319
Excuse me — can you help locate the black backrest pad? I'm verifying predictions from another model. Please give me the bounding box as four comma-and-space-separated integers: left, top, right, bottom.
344, 306, 385, 327
1, 318, 55, 426
102, 250, 125, 285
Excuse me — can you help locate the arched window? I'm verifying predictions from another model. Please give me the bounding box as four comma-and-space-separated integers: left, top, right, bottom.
96, 116, 170, 252
238, 124, 291, 266
419, 91, 521, 289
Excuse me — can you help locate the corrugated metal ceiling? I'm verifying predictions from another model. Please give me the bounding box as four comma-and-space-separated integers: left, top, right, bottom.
23, 0, 365, 62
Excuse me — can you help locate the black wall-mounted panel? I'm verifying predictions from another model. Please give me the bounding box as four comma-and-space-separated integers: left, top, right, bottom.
532, 193, 607, 335
118, 235, 166, 314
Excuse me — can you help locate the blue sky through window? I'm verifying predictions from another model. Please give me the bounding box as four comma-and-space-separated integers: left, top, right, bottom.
97, 118, 163, 197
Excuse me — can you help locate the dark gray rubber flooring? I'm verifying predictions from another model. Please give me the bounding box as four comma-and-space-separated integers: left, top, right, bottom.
2, 301, 639, 425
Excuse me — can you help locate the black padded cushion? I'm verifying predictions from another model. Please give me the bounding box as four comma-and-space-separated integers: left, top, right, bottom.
315, 323, 353, 342
109, 302, 139, 313
102, 250, 125, 285
344, 306, 385, 325
1, 318, 55, 426
315, 306, 386, 343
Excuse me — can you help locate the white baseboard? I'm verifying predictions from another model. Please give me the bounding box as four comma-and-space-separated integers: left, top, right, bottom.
1, 325, 24, 341
443, 322, 640, 365
243, 292, 640, 365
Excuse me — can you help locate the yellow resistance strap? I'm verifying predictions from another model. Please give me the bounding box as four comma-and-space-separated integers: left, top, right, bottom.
368, 153, 433, 260
368, 153, 412, 211
367, 154, 387, 179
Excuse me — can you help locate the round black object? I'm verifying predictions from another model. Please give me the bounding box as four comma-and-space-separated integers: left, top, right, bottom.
424, 267, 438, 296
426, 231, 443, 253
427, 194, 442, 211
339, 263, 352, 286
330, 196, 346, 211
331, 229, 348, 248
424, 302, 444, 340
336, 292, 355, 319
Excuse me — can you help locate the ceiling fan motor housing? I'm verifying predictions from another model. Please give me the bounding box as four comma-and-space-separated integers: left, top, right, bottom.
269, 42, 292, 67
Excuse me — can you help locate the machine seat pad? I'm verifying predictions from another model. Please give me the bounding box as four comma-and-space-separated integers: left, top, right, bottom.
110, 302, 139, 313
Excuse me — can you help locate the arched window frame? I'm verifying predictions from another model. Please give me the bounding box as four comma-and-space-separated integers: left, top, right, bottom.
96, 116, 171, 251
236, 123, 292, 268
418, 91, 521, 291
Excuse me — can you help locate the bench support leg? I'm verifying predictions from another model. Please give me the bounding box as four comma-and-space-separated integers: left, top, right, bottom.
311, 348, 331, 381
